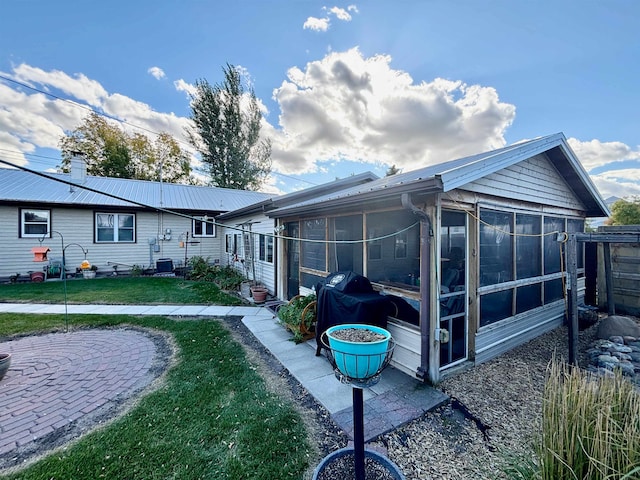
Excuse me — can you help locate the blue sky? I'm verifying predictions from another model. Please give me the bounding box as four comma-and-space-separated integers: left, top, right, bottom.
0, 0, 638, 200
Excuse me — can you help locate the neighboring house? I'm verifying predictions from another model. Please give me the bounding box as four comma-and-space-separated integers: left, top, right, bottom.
265, 133, 610, 383
0, 162, 271, 280
216, 172, 379, 295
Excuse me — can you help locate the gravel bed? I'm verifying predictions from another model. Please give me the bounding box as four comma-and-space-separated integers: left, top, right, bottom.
380, 322, 600, 480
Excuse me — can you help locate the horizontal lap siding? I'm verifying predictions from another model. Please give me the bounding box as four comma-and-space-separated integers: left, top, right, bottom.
0, 206, 222, 278
387, 322, 421, 376
474, 302, 564, 365
465, 155, 584, 211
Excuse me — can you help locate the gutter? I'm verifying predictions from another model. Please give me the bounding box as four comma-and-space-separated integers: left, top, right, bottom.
401, 193, 433, 382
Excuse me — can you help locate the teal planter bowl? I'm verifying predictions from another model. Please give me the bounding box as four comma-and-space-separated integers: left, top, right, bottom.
326, 324, 391, 379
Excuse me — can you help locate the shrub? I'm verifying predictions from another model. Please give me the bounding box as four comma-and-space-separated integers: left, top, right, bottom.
538, 360, 640, 480
277, 294, 317, 343
187, 257, 246, 291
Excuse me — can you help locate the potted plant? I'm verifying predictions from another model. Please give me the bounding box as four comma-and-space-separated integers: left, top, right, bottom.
80, 260, 98, 279
325, 324, 391, 379
250, 284, 268, 303
0, 353, 11, 382
277, 294, 317, 343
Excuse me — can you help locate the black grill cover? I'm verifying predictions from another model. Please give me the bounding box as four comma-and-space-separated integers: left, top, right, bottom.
315, 271, 392, 355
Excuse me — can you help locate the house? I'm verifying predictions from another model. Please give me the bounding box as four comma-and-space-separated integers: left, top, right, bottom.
263, 133, 610, 383
215, 172, 378, 296
0, 161, 271, 280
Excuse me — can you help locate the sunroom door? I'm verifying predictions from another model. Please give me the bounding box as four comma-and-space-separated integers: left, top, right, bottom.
439, 210, 468, 368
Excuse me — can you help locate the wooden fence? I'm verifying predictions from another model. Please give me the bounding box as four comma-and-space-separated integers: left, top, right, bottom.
596, 225, 640, 316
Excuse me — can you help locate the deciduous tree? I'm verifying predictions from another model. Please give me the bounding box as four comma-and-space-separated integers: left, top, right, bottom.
609, 197, 640, 225
187, 64, 271, 190
59, 112, 193, 183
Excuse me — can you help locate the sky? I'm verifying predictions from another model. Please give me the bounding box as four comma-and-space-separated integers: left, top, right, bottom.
0, 0, 639, 201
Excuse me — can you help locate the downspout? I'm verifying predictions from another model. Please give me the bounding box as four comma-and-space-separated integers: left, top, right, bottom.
401, 193, 433, 382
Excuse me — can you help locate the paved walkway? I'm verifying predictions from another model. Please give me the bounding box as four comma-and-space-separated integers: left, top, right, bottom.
0, 303, 448, 465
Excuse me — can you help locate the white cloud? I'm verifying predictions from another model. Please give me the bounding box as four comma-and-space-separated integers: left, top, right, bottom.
269, 48, 516, 174
591, 170, 640, 199
303, 16, 330, 32
174, 78, 197, 98
148, 66, 166, 80
327, 6, 352, 21
568, 137, 640, 171
347, 5, 359, 13
0, 64, 194, 171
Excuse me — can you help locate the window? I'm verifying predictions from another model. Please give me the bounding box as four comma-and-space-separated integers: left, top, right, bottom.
516, 214, 541, 279
259, 234, 274, 263
20, 209, 50, 237
479, 210, 513, 286
193, 215, 215, 237
366, 210, 420, 287
301, 218, 326, 271
96, 213, 135, 242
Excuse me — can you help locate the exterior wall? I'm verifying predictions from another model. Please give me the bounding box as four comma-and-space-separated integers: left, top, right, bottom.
464, 154, 585, 212
219, 214, 277, 294
0, 205, 221, 279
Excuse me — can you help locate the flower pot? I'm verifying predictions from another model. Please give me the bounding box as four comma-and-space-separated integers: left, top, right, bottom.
251, 286, 268, 303
326, 324, 391, 379
0, 353, 12, 382
82, 270, 96, 279
30, 271, 45, 282
313, 447, 405, 480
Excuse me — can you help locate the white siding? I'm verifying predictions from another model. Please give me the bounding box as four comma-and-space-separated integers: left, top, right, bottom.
219, 214, 277, 294
464, 154, 585, 211
387, 322, 421, 376
0, 206, 223, 279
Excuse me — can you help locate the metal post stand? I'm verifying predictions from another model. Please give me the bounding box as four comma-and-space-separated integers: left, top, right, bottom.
353, 387, 365, 480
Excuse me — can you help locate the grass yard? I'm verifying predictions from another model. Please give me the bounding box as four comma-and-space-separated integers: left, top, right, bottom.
0, 279, 312, 479
0, 276, 242, 306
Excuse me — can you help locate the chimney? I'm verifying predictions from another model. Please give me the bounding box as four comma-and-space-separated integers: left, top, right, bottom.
70, 152, 86, 184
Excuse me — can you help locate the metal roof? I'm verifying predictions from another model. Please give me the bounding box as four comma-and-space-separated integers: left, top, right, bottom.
269, 133, 610, 218
0, 168, 272, 212
216, 171, 379, 220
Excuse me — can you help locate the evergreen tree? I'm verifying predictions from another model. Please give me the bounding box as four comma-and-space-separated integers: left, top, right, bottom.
187, 64, 271, 190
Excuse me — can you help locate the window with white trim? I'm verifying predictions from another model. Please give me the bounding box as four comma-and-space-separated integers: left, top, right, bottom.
193, 215, 215, 237
20, 209, 50, 237
95, 213, 135, 242
258, 234, 274, 263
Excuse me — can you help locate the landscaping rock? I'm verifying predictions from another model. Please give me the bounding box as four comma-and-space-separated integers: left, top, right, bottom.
586, 333, 640, 387
596, 315, 640, 339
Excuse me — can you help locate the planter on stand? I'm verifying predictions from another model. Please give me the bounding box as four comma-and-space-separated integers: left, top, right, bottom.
0, 353, 12, 382
317, 324, 404, 480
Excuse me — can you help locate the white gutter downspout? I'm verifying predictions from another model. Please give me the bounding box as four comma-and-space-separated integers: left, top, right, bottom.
401, 193, 435, 383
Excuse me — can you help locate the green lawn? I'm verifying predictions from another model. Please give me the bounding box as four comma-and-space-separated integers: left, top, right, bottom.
0, 276, 242, 305
0, 280, 313, 479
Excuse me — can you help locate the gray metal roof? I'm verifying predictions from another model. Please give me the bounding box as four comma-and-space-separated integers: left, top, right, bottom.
269, 133, 610, 218
0, 168, 272, 212
217, 171, 379, 220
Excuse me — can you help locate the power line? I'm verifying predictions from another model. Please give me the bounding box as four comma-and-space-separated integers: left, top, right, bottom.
0, 75, 321, 189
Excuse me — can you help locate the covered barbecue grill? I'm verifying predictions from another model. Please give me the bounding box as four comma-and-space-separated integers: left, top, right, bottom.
315, 271, 393, 356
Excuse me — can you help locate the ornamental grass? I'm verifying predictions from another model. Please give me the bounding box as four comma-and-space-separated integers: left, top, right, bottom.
538, 359, 640, 480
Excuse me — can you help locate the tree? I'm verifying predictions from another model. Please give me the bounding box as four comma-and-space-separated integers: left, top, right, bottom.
609, 197, 640, 225
386, 164, 401, 176
187, 64, 271, 190
59, 112, 193, 183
